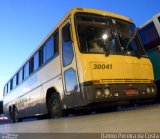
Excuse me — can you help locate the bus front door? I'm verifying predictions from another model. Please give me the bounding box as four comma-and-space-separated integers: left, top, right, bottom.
60, 20, 83, 109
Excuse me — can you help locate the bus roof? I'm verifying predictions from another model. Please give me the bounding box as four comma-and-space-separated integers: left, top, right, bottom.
4, 8, 134, 85
34, 8, 133, 57
70, 8, 133, 22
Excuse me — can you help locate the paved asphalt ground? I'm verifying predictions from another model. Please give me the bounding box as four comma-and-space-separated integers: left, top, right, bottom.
0, 104, 160, 133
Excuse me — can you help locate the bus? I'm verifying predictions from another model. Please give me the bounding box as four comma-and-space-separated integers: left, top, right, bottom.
138, 13, 160, 100
3, 8, 156, 123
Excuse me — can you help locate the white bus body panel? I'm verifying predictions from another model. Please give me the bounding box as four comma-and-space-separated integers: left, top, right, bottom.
3, 56, 64, 118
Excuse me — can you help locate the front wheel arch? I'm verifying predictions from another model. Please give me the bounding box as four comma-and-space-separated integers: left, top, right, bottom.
46, 87, 64, 118
47, 92, 63, 118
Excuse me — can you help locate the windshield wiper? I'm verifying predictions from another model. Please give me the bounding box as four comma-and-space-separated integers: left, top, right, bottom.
102, 44, 111, 56
124, 30, 141, 58
104, 47, 110, 56
133, 50, 141, 59
125, 30, 137, 49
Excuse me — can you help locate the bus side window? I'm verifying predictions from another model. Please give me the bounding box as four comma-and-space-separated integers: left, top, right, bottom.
30, 57, 34, 74
62, 23, 74, 67
18, 68, 23, 84
43, 36, 54, 64
138, 22, 159, 51
64, 68, 78, 92
54, 31, 59, 54
8, 81, 11, 93
4, 85, 8, 96
24, 62, 29, 80
158, 16, 160, 23
39, 48, 43, 67
12, 75, 17, 89
33, 52, 40, 71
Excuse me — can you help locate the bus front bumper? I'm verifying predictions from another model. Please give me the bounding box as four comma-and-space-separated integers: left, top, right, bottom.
80, 82, 157, 106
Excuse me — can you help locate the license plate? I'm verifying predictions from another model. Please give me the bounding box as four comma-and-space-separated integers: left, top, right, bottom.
125, 89, 138, 96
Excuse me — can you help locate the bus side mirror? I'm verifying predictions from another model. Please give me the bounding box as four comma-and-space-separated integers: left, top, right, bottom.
62, 24, 72, 42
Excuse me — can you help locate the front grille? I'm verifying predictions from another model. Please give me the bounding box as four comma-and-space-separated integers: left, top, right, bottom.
101, 79, 152, 84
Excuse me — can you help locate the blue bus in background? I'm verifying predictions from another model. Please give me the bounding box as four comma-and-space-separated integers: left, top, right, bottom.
138, 13, 160, 101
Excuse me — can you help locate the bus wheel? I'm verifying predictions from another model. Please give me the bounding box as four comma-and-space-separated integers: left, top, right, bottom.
48, 94, 62, 118
13, 107, 20, 123
9, 109, 13, 121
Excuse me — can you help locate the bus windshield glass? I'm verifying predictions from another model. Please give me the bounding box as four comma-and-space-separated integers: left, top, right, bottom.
75, 13, 145, 56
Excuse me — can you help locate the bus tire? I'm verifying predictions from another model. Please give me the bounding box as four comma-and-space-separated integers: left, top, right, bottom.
9, 108, 13, 121
12, 107, 20, 123
48, 94, 62, 118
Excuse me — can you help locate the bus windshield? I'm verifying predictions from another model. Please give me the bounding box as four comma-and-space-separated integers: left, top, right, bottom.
75, 13, 145, 56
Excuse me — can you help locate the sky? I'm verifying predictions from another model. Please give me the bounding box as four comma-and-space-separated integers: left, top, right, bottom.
0, 0, 160, 100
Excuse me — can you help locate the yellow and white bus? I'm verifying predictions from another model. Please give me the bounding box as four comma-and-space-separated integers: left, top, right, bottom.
3, 8, 156, 122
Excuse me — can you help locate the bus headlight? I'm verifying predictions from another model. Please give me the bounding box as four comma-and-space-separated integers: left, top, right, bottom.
151, 87, 155, 93
147, 87, 151, 94
142, 91, 146, 95
104, 88, 110, 97
96, 90, 102, 98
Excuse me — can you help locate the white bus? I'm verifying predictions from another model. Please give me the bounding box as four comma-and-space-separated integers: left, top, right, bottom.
3, 8, 156, 123
138, 13, 160, 100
